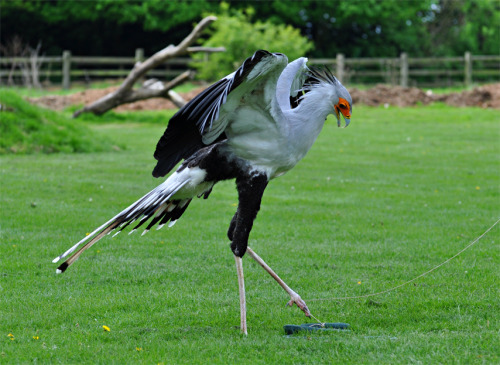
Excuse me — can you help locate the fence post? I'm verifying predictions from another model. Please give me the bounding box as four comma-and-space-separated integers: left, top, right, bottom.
62, 50, 71, 89
400, 52, 408, 87
464, 51, 472, 88
135, 48, 144, 64
336, 53, 344, 83
390, 58, 397, 85
134, 48, 145, 82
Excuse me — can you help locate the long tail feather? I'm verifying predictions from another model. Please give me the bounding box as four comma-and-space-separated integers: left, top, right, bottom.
53, 178, 193, 273
56, 221, 120, 273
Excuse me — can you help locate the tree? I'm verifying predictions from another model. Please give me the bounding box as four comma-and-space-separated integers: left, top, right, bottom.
428, 0, 500, 56
191, 3, 314, 81
461, 0, 500, 55
0, 0, 219, 56
252, 0, 436, 57
72, 17, 219, 118
1, 0, 497, 62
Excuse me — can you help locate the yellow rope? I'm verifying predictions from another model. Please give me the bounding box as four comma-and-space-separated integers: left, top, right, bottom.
308, 218, 499, 302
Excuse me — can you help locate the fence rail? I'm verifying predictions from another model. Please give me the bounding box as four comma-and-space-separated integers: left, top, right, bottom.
1, 49, 499, 89
311, 52, 499, 87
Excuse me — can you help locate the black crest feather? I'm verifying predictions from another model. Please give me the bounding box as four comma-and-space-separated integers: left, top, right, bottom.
291, 66, 340, 107
306, 66, 339, 87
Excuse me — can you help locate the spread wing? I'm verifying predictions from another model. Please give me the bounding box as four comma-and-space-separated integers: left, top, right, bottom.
152, 50, 288, 178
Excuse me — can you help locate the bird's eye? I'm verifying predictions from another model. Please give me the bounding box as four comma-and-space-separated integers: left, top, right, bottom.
339, 103, 348, 110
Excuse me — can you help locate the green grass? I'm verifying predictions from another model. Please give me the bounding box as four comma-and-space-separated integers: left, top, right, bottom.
0, 90, 117, 154
74, 108, 177, 125
8, 80, 127, 98
0, 104, 499, 363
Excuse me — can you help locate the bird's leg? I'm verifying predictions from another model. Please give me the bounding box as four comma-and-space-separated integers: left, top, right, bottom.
246, 246, 311, 318
229, 173, 268, 257
227, 213, 238, 242
228, 172, 268, 334
234, 255, 247, 335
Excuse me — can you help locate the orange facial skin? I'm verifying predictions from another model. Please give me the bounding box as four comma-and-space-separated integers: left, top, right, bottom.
335, 97, 351, 119
334, 97, 351, 127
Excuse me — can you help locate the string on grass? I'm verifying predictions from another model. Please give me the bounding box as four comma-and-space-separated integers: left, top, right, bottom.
301, 218, 499, 325
308, 217, 499, 302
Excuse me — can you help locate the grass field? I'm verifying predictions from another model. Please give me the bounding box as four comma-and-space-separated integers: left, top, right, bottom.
1, 104, 499, 363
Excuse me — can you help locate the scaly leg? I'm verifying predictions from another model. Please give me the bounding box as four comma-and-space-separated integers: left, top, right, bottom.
234, 255, 248, 335
246, 247, 311, 317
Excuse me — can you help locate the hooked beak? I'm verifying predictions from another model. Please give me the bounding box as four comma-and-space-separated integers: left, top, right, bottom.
341, 114, 350, 128
334, 106, 351, 128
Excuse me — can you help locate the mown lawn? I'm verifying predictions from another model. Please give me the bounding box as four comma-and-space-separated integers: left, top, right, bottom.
1, 104, 498, 364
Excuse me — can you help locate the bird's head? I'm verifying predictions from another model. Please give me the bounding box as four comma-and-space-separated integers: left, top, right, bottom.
333, 86, 352, 128
304, 67, 352, 127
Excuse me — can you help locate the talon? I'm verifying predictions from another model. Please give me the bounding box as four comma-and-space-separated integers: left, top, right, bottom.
287, 295, 311, 317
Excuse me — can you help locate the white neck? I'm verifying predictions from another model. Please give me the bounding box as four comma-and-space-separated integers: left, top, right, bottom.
286, 84, 335, 158
275, 57, 308, 114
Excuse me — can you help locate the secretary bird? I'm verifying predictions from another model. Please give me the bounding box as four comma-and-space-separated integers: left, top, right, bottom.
53, 50, 352, 335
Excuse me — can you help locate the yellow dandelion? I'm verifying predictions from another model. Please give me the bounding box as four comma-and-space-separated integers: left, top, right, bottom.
475, 186, 480, 190
136, 347, 143, 351
33, 336, 39, 340
7, 333, 14, 338
357, 281, 362, 285
103, 325, 110, 332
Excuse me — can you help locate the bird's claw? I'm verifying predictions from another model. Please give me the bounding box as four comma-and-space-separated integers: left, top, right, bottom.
287, 294, 311, 317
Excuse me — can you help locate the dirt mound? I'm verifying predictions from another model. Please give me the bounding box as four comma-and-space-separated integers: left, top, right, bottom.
350, 83, 500, 108
27, 86, 206, 112
29, 83, 500, 111
350, 85, 433, 107
434, 84, 500, 108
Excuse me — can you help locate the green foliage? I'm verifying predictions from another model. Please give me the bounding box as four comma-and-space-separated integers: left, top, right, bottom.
1, 0, 498, 59
261, 0, 500, 57
457, 0, 500, 55
0, 105, 498, 363
266, 0, 436, 57
192, 4, 314, 80
0, 0, 217, 32
0, 0, 218, 56
0, 90, 114, 154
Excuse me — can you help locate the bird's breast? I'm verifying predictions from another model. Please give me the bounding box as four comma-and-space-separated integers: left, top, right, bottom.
224, 120, 299, 178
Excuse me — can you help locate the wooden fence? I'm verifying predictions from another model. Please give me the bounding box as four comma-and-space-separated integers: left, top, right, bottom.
310, 52, 500, 88
0, 48, 194, 89
1, 49, 499, 89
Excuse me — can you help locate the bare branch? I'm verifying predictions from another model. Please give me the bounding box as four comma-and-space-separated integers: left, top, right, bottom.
167, 90, 187, 108
187, 46, 226, 53
29, 42, 43, 89
73, 16, 217, 118
73, 71, 192, 118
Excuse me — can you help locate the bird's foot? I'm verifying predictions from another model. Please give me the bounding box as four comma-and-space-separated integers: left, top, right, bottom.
287, 293, 311, 317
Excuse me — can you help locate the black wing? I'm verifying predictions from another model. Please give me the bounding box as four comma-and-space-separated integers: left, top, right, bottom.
152, 50, 285, 178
